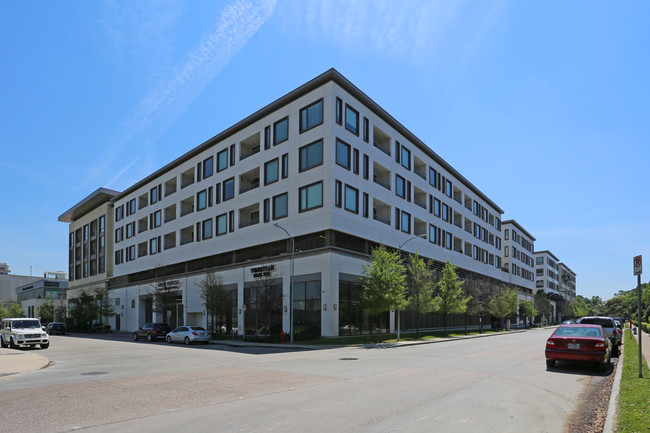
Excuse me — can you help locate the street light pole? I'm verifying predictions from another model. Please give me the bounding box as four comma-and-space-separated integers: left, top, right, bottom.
396, 233, 427, 342
274, 223, 294, 344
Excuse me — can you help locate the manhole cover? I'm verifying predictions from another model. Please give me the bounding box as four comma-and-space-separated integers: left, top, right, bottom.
81, 372, 108, 376
339, 357, 359, 361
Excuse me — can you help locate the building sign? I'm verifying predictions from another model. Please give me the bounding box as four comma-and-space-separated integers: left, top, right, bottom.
250, 265, 274, 278
157, 280, 181, 290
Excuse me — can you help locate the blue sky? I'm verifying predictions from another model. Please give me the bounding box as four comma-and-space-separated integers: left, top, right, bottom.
1, 1, 648, 301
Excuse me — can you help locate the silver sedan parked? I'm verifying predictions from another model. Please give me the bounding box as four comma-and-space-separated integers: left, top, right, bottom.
166, 326, 212, 345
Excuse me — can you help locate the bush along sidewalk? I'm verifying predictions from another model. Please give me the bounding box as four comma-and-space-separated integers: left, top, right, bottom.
617, 329, 650, 433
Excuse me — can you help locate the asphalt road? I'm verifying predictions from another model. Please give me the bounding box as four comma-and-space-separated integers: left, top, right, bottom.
0, 329, 608, 432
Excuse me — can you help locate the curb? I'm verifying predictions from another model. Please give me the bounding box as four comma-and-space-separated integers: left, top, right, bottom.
0, 350, 50, 377
603, 345, 623, 433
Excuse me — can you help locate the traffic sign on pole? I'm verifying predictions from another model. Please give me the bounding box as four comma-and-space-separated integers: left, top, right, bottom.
633, 255, 642, 276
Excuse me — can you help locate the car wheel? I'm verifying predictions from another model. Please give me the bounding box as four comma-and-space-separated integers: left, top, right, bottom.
184, 337, 191, 345
147, 334, 154, 342
167, 336, 173, 344
599, 358, 610, 372
546, 360, 555, 368
41, 343, 49, 349
0, 336, 7, 348
133, 333, 139, 341
9, 338, 18, 349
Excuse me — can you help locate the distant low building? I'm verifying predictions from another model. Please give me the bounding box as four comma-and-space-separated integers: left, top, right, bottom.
16, 276, 69, 321
0, 263, 42, 304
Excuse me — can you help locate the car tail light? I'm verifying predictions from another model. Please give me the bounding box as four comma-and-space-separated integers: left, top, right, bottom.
546, 339, 555, 347
192, 332, 198, 336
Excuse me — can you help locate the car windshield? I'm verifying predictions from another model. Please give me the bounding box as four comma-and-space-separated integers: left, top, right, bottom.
13, 320, 41, 329
190, 327, 206, 331
555, 326, 602, 337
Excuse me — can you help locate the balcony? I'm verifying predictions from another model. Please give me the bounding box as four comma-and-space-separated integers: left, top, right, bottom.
240, 132, 261, 161
239, 167, 260, 194
413, 156, 427, 180
372, 162, 391, 190
239, 204, 260, 229
372, 198, 391, 225
373, 126, 391, 156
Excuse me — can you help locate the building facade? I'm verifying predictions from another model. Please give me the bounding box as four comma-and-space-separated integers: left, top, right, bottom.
60, 69, 576, 335
16, 277, 68, 320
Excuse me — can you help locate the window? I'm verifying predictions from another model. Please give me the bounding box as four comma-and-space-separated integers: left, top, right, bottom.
217, 149, 228, 172
150, 237, 159, 255
433, 198, 441, 217
216, 214, 227, 235
299, 140, 323, 172
126, 223, 133, 238
336, 139, 351, 169
429, 167, 437, 188
446, 232, 452, 250
336, 98, 342, 125
335, 180, 342, 208
273, 117, 288, 145
362, 192, 368, 218
264, 126, 271, 150
263, 198, 270, 223
353, 149, 359, 174
127, 199, 136, 216
345, 105, 359, 135
401, 146, 411, 170
536, 257, 544, 265
429, 224, 438, 244
299, 181, 323, 212
115, 249, 123, 265
203, 156, 213, 179
300, 99, 323, 132
442, 203, 448, 222
197, 190, 207, 211
230, 144, 235, 166
202, 219, 213, 239
504, 229, 509, 240
505, 246, 509, 257
264, 159, 279, 185
363, 117, 369, 142
150, 186, 159, 204
344, 185, 358, 213
115, 227, 123, 243
223, 178, 234, 201
363, 154, 369, 180
401, 211, 411, 234
445, 180, 452, 197
281, 153, 289, 179
152, 210, 162, 228
273, 193, 288, 220
115, 205, 123, 222
395, 175, 405, 198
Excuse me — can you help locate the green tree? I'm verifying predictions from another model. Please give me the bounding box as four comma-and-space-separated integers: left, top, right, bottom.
518, 300, 536, 327
0, 303, 8, 320
465, 281, 494, 333
406, 252, 437, 339
488, 287, 518, 329
199, 271, 228, 334
94, 287, 115, 331
36, 297, 56, 323
8, 302, 23, 318
434, 260, 469, 334
361, 245, 407, 339
534, 289, 553, 324
69, 289, 97, 330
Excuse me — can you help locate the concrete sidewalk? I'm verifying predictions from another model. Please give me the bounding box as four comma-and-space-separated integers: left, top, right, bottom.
0, 349, 49, 377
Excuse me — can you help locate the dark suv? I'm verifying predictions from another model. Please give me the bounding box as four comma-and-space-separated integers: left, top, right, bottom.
133, 323, 171, 342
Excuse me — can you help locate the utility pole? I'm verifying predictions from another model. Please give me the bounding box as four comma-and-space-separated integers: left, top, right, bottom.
633, 255, 643, 378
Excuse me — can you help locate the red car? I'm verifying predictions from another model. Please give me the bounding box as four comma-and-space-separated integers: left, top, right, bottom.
545, 324, 611, 371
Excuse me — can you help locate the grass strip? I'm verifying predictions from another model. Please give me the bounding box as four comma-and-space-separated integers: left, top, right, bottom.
617, 329, 650, 432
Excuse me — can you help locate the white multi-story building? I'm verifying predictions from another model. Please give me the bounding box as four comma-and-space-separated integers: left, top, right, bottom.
501, 220, 535, 293
558, 263, 576, 303
60, 69, 530, 336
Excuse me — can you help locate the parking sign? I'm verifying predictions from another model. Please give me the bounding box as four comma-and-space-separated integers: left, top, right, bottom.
634, 255, 642, 276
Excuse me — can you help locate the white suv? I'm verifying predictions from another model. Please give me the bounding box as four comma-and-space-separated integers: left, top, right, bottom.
0, 318, 49, 349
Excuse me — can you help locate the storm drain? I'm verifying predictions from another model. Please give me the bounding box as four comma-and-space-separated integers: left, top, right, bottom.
339, 357, 359, 361
81, 371, 108, 376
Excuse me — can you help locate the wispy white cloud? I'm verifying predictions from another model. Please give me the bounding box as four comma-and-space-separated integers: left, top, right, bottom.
83, 0, 277, 191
